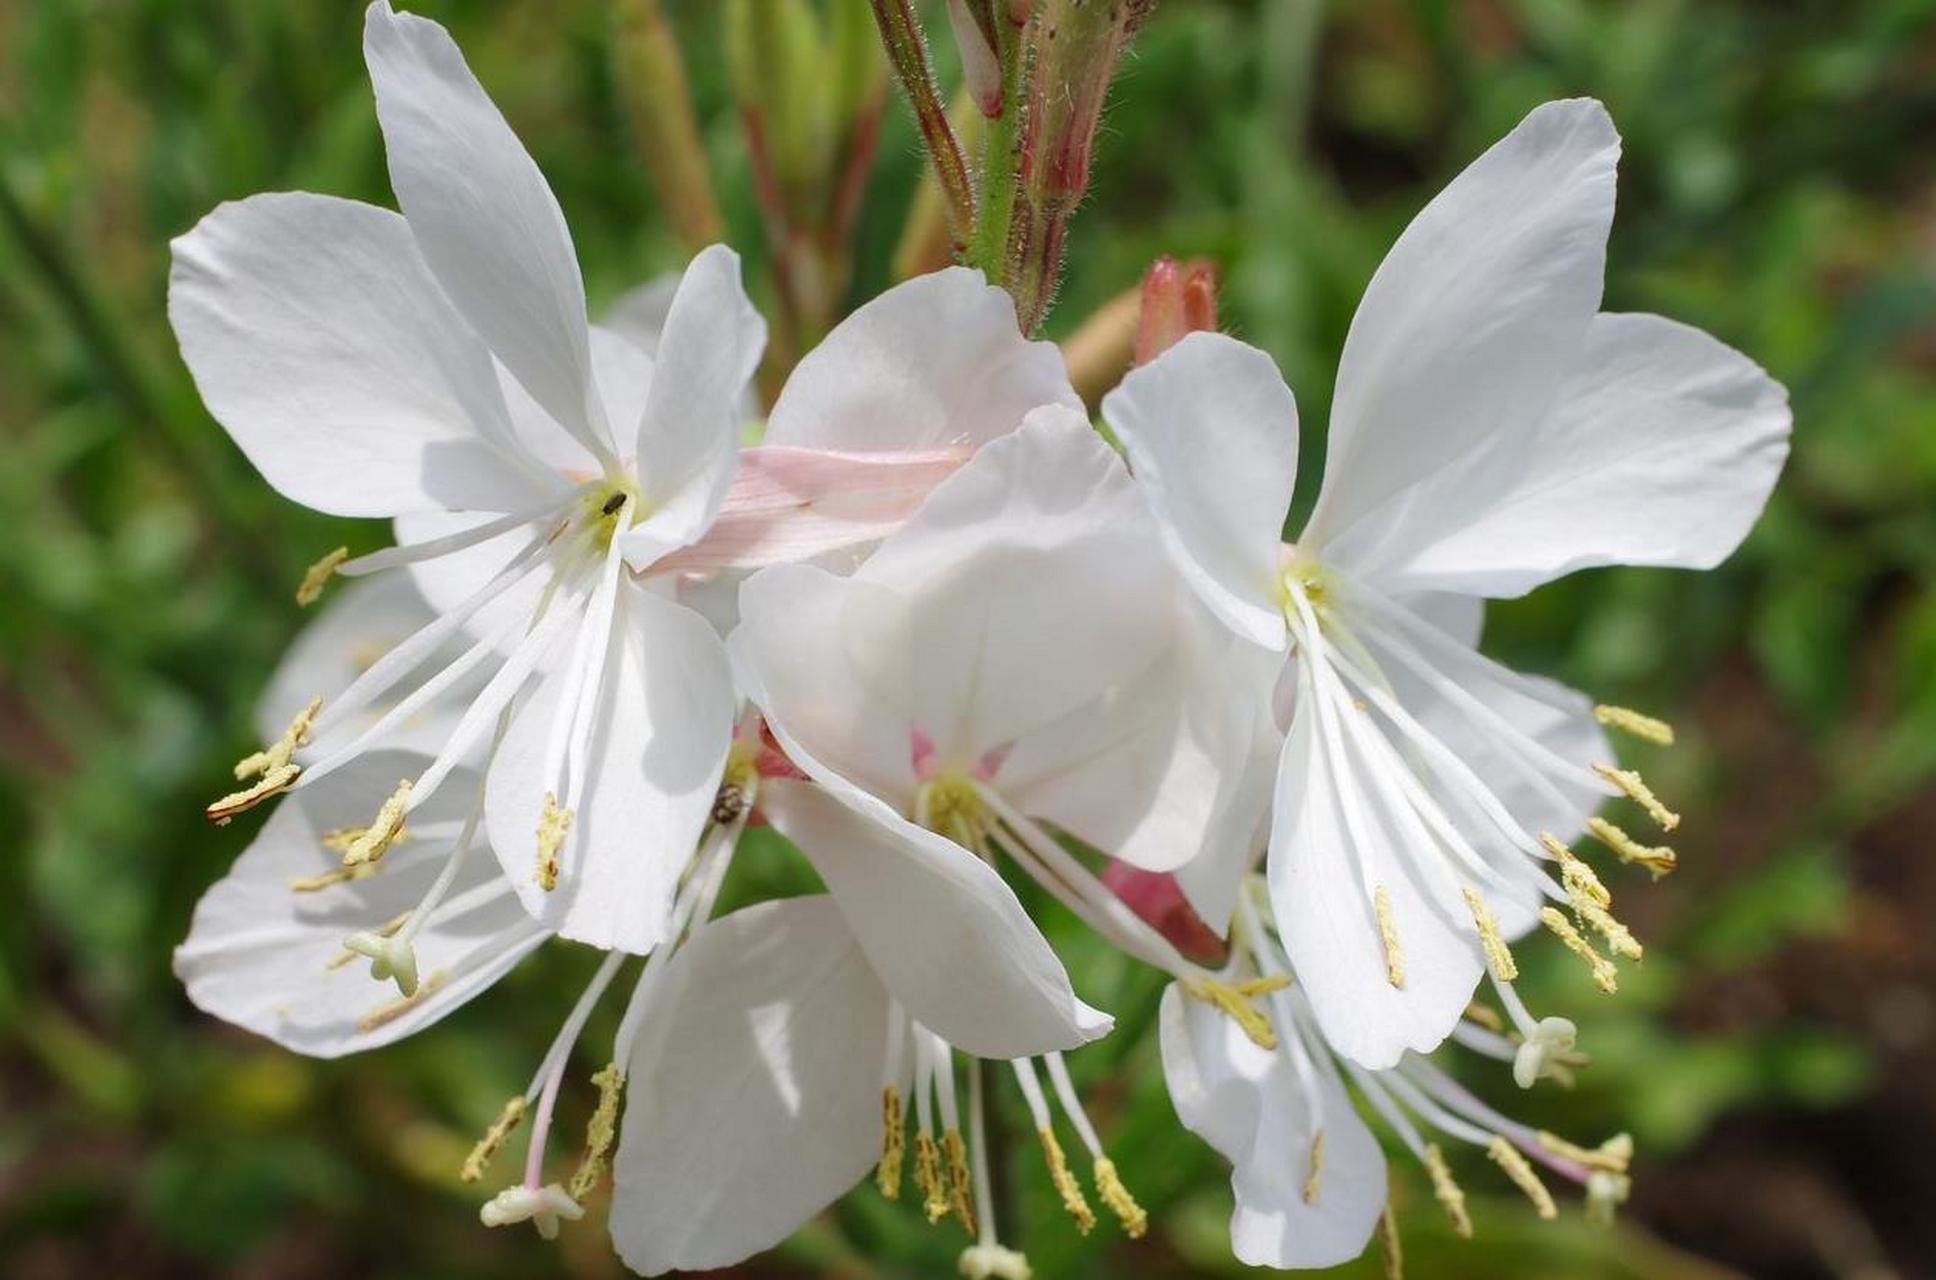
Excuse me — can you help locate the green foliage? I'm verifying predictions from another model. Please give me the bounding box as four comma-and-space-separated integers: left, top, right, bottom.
3, 0, 1933, 1275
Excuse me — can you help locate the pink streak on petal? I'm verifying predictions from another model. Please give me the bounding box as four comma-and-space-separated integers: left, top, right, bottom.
656, 445, 971, 573
909, 728, 938, 782
1101, 862, 1230, 968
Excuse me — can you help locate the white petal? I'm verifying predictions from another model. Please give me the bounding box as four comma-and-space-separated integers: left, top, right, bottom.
363, 2, 606, 459
762, 267, 1080, 451
756, 779, 1111, 1059
598, 273, 681, 355
1000, 600, 1265, 876
168, 193, 542, 517
260, 574, 472, 759
172, 752, 549, 1057
1352, 313, 1792, 597
1103, 333, 1299, 648
621, 246, 766, 569
1172, 645, 1285, 932
1159, 985, 1387, 1269
854, 408, 1176, 760
484, 587, 734, 952
1268, 685, 1484, 1069
730, 564, 921, 809
612, 896, 888, 1276
1307, 99, 1621, 557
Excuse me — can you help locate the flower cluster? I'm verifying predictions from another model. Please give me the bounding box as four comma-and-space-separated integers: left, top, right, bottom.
172, 5, 1790, 1275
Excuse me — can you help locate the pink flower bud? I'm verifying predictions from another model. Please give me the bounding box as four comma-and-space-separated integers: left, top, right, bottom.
1101, 862, 1230, 968
1133, 257, 1219, 365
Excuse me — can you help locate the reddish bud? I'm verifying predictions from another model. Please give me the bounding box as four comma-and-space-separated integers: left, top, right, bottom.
946, 0, 1004, 117
1133, 257, 1219, 365
1101, 862, 1230, 968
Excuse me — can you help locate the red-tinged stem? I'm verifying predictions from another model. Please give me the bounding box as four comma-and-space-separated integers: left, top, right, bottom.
870, 0, 975, 253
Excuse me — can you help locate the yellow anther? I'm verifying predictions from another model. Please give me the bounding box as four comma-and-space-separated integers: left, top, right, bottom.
1486, 1136, 1557, 1220
918, 773, 990, 849
1571, 895, 1643, 962
1593, 764, 1680, 832
1422, 1143, 1472, 1238
296, 546, 348, 606
942, 1127, 976, 1236
1461, 886, 1518, 982
1092, 1156, 1146, 1238
356, 969, 446, 1032
1373, 885, 1405, 989
1541, 908, 1619, 994
206, 764, 299, 824
1302, 1129, 1326, 1204
1038, 1128, 1094, 1233
461, 1096, 528, 1183
1462, 1001, 1505, 1034
342, 780, 412, 867
1378, 1201, 1404, 1280
1537, 1130, 1632, 1174
914, 1130, 948, 1222
568, 1063, 624, 1201
320, 823, 409, 857
535, 793, 572, 891
877, 1087, 906, 1199
289, 863, 379, 893
1594, 704, 1675, 747
1587, 817, 1678, 878
235, 696, 322, 782
1181, 975, 1287, 1050
1539, 832, 1611, 908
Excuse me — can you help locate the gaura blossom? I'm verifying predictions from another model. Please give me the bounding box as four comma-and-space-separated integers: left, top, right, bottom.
1158, 880, 1631, 1271
1105, 98, 1791, 1069
731, 411, 1265, 1058
170, 1, 1079, 967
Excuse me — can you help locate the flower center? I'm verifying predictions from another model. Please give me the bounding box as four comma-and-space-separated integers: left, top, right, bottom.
914, 771, 991, 848
576, 478, 640, 553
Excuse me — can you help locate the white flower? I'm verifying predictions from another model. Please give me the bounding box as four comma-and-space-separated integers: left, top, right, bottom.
1158, 885, 1632, 1269
609, 894, 1145, 1277
731, 410, 1264, 1059
1104, 98, 1791, 1068
171, 1, 1077, 961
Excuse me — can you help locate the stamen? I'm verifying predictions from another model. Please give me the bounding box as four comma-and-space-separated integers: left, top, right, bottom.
878, 1087, 907, 1199
319, 824, 408, 856
205, 765, 299, 824
1092, 1156, 1147, 1238
1571, 895, 1643, 962
1540, 908, 1619, 994
535, 794, 572, 892
343, 780, 413, 866
1039, 1127, 1095, 1233
1463, 1001, 1505, 1034
943, 1128, 976, 1235
235, 697, 322, 782
567, 1063, 624, 1201
1593, 764, 1680, 831
462, 1096, 528, 1183
295, 546, 347, 606
1539, 832, 1610, 908
1594, 704, 1675, 747
1462, 886, 1518, 981
357, 969, 446, 1032
1422, 1143, 1472, 1238
1587, 817, 1677, 878
1486, 1136, 1557, 1220
1374, 886, 1405, 988
1378, 1201, 1404, 1280
478, 1183, 582, 1240
289, 864, 377, 893
1180, 975, 1288, 1050
915, 1130, 949, 1223
1303, 1128, 1326, 1204
1537, 1130, 1632, 1174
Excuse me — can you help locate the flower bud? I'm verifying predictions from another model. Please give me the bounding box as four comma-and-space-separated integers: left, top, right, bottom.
1133, 257, 1219, 365
946, 0, 1004, 117
1101, 862, 1229, 967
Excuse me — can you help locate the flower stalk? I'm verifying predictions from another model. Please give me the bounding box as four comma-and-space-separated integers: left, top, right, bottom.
871, 0, 975, 252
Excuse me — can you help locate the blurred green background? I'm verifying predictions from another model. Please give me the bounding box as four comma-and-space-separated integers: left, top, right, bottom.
4, 0, 1935, 1276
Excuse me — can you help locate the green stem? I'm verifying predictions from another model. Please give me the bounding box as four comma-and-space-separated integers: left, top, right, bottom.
965, 10, 1029, 283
